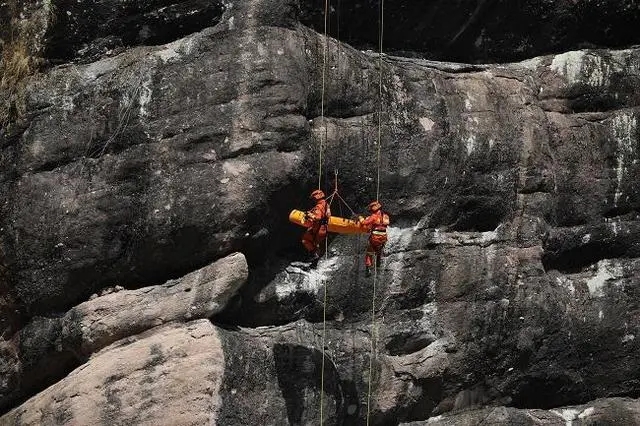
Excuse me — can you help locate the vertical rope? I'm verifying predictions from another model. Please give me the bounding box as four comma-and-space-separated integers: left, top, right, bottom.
376, 0, 384, 201
367, 1, 384, 423
319, 0, 330, 422
319, 172, 332, 426
319, 0, 330, 190
337, 0, 341, 75
320, 258, 328, 425
366, 259, 378, 425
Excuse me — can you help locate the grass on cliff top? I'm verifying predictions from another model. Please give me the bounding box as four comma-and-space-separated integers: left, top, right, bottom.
1, 38, 35, 126
1, 0, 56, 127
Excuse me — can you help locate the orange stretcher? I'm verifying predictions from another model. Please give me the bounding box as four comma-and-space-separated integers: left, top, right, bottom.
289, 210, 368, 235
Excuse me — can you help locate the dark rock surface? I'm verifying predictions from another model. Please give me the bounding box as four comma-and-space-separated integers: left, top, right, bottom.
217, 322, 346, 425
401, 397, 640, 425
300, 0, 640, 63
1, 0, 306, 317
1, 0, 640, 423
44, 0, 226, 63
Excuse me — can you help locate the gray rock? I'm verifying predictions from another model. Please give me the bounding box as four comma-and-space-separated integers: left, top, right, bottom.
217, 322, 344, 425
0, 252, 247, 414
242, 219, 640, 420
1, 0, 640, 422
45, 0, 227, 63
1, 320, 225, 425
67, 251, 247, 355
1, 17, 309, 315
300, 0, 640, 63
401, 397, 640, 425
0, 319, 347, 425
4, 0, 640, 320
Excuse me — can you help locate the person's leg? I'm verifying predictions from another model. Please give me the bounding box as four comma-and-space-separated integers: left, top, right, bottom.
365, 251, 374, 267
372, 235, 387, 268
365, 238, 375, 276
302, 229, 316, 253
375, 243, 386, 267
316, 226, 327, 256
366, 237, 376, 265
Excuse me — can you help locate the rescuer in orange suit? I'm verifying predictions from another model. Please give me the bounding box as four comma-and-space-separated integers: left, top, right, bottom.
359, 200, 390, 275
302, 189, 331, 266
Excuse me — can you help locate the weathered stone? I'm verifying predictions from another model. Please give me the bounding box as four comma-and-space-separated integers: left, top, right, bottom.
217, 322, 344, 425
3, 0, 639, 319
401, 397, 640, 425
44, 0, 227, 63
300, 0, 640, 63
240, 218, 640, 420
67, 251, 247, 355
1, 18, 309, 314
1, 319, 348, 425
217, 319, 381, 424
1, 0, 640, 422
0, 243, 20, 341
1, 320, 225, 425
0, 253, 247, 415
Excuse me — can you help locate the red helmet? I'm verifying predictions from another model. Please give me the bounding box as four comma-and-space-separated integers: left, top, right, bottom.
368, 200, 381, 212
310, 189, 325, 200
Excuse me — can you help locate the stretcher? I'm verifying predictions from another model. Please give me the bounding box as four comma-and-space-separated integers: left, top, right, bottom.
289, 210, 368, 235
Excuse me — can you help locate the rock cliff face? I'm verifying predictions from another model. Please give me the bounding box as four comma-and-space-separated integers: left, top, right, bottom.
1, 0, 639, 424
300, 0, 640, 63
3, 320, 226, 425
402, 398, 640, 425
0, 253, 248, 414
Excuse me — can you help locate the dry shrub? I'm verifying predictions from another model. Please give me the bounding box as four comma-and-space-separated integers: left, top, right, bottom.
1, 38, 35, 90
0, 0, 56, 126
1, 38, 35, 125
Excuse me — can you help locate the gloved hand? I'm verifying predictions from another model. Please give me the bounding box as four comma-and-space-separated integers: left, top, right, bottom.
357, 216, 365, 224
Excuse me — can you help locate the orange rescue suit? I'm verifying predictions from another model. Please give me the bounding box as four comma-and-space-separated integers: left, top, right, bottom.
302, 199, 331, 255
361, 210, 390, 267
